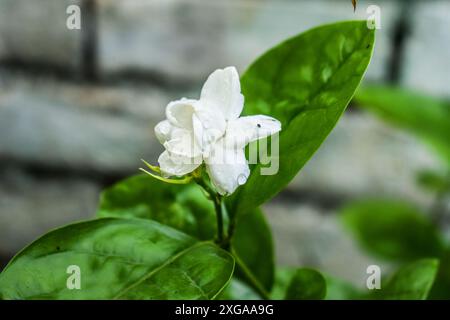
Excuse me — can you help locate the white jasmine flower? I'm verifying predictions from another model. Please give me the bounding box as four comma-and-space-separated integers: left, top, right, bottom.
154, 66, 281, 195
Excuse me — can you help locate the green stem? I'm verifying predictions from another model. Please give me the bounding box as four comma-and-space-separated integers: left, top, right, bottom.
226, 213, 236, 246
194, 176, 269, 300
214, 196, 224, 245
195, 177, 225, 246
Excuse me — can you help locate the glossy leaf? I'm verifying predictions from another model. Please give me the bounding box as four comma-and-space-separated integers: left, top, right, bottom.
355, 85, 450, 166
228, 21, 375, 217
0, 218, 234, 299
97, 174, 216, 240
341, 200, 444, 262
97, 175, 274, 296
376, 259, 439, 300
285, 268, 327, 300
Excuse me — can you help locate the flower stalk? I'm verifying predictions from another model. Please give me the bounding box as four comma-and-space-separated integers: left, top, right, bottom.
214, 195, 225, 245
193, 173, 227, 247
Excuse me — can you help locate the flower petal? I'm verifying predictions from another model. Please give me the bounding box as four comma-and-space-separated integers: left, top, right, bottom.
154, 120, 173, 144
200, 66, 244, 121
205, 141, 250, 195
158, 150, 201, 177
193, 109, 226, 156
166, 98, 198, 129
164, 129, 202, 158
225, 115, 281, 149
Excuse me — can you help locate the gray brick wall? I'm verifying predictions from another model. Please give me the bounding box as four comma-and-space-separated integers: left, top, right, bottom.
0, 0, 83, 71
400, 0, 450, 97
0, 0, 448, 281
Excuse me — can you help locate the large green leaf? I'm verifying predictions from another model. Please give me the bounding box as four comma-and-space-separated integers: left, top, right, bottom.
341, 200, 444, 262
97, 175, 274, 296
375, 259, 439, 300
354, 85, 450, 166
0, 218, 234, 299
228, 21, 375, 217
97, 174, 216, 240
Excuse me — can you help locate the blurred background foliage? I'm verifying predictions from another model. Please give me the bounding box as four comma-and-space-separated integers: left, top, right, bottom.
0, 0, 449, 299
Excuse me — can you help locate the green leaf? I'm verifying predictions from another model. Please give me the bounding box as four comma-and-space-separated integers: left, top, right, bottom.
0, 218, 234, 299
271, 267, 296, 300
341, 200, 444, 262
217, 278, 261, 300
97, 175, 274, 297
285, 268, 327, 300
375, 259, 439, 300
97, 174, 216, 240
228, 21, 375, 217
231, 209, 275, 294
416, 169, 450, 194
429, 249, 450, 299
324, 275, 361, 300
271, 267, 327, 300
354, 85, 450, 166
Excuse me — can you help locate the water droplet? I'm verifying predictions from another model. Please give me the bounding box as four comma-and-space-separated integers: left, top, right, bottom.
237, 174, 247, 185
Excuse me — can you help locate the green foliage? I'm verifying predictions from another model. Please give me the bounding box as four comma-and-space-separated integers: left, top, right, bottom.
355, 85, 450, 166
0, 20, 377, 300
97, 175, 274, 297
429, 249, 450, 299
271, 267, 326, 300
270, 268, 296, 300
231, 209, 275, 293
0, 218, 234, 299
350, 86, 450, 299
218, 278, 261, 300
228, 21, 375, 218
97, 174, 216, 240
285, 268, 327, 300
416, 169, 450, 194
341, 200, 444, 262
272, 261, 439, 301
324, 275, 361, 300
374, 259, 439, 300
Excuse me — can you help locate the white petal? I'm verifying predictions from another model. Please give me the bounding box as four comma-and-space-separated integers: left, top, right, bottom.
164, 130, 202, 158
154, 120, 173, 144
225, 115, 281, 149
192, 114, 205, 150
205, 141, 250, 195
166, 98, 198, 129
193, 108, 226, 156
200, 66, 244, 121
158, 150, 201, 177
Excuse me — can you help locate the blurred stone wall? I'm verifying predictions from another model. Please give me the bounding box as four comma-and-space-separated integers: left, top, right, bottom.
0, 0, 448, 285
